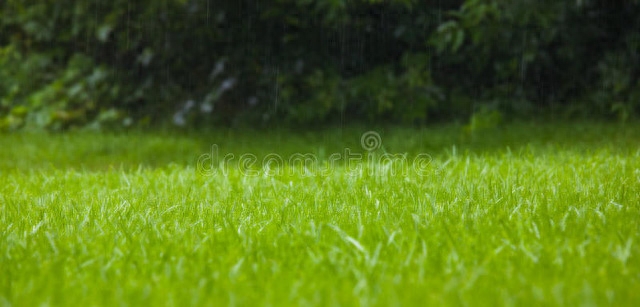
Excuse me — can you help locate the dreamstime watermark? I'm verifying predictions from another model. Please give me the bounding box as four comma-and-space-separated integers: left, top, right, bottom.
197, 131, 433, 177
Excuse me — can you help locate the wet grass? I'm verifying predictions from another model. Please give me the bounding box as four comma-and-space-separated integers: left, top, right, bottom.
1, 121, 639, 306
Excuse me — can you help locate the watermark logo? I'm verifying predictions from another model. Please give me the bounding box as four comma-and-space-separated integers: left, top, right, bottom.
360, 131, 382, 151
197, 131, 432, 177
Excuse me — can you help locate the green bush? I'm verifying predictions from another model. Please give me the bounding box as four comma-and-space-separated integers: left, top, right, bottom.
430, 0, 640, 117
1, 0, 639, 131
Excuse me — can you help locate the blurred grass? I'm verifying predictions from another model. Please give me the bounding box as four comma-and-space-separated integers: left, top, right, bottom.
2, 121, 639, 172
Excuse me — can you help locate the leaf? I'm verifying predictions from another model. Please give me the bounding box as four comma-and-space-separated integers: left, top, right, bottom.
96, 24, 113, 42
452, 29, 465, 52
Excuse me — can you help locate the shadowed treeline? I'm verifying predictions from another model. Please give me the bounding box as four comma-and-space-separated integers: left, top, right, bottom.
1, 1, 639, 131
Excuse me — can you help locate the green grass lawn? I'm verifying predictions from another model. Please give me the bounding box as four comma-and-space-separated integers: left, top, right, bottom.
1, 122, 639, 306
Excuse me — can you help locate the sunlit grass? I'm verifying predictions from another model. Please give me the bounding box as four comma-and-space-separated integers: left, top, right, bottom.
1, 122, 639, 306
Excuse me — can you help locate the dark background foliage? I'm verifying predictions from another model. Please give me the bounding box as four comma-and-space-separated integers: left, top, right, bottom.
1, 0, 639, 131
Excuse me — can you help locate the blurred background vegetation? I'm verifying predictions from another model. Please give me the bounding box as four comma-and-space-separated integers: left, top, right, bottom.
1, 0, 639, 131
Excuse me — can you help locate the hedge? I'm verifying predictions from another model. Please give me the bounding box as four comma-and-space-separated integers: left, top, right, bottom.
1, 0, 639, 130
